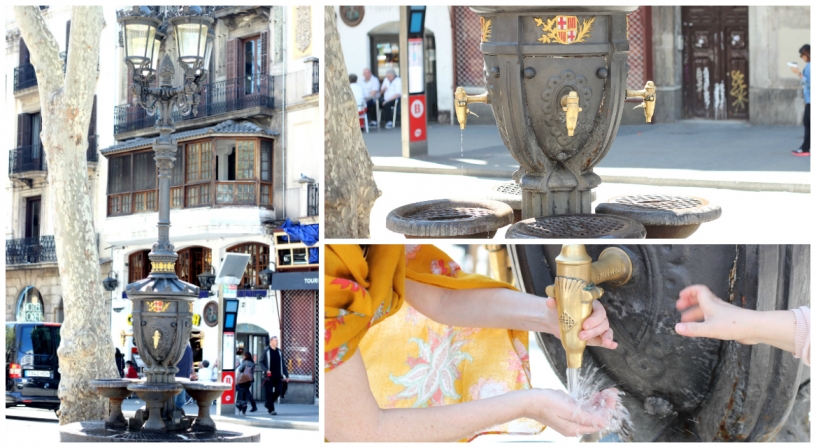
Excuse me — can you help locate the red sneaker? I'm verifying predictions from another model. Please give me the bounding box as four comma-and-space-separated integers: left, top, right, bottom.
792, 149, 810, 156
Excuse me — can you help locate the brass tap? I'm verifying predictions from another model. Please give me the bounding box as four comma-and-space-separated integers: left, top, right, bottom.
544, 245, 632, 369
560, 91, 583, 136
120, 330, 133, 348
454, 86, 489, 130
626, 80, 657, 123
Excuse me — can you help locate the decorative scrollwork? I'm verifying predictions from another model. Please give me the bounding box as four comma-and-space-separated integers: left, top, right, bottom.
540, 70, 592, 151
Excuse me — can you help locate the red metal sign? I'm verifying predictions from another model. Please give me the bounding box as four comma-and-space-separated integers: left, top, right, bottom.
408, 94, 427, 142
221, 371, 235, 405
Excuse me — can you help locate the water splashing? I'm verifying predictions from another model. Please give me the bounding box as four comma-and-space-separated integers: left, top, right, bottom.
568, 367, 633, 440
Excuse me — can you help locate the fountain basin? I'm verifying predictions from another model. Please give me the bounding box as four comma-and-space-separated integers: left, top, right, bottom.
182, 382, 231, 432
127, 383, 182, 432
489, 181, 598, 224
386, 199, 513, 238
59, 420, 260, 442
595, 195, 721, 238
506, 214, 646, 239
90, 379, 139, 430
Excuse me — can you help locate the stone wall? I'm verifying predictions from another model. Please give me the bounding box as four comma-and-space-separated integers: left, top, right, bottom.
748, 6, 810, 125
5, 265, 62, 322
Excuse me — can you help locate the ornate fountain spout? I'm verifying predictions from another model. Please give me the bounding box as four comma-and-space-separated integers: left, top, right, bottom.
544, 244, 632, 368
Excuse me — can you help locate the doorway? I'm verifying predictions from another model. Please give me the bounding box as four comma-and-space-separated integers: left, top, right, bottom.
682, 6, 749, 120
235, 324, 269, 401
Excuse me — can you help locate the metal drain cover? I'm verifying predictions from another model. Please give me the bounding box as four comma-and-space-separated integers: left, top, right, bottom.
596, 195, 721, 226
386, 199, 514, 237
487, 182, 522, 210
506, 214, 646, 239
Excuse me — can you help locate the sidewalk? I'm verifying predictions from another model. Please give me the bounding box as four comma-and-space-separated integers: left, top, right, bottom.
363, 121, 810, 192
121, 397, 318, 431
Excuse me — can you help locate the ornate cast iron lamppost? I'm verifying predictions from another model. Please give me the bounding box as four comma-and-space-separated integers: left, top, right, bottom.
117, 5, 220, 433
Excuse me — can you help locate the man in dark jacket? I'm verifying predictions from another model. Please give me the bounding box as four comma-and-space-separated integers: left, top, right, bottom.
174, 342, 194, 409
258, 336, 289, 415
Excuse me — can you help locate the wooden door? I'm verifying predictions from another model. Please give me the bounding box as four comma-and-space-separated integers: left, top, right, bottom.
25, 196, 41, 239
682, 6, 749, 119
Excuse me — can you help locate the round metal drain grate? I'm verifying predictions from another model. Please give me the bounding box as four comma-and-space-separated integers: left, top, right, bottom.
405, 207, 492, 221
495, 182, 522, 196
387, 199, 514, 238
596, 195, 721, 238
60, 420, 260, 442
610, 195, 703, 211
506, 214, 646, 239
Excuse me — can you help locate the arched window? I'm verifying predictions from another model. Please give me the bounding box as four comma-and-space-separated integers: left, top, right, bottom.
226, 242, 270, 289
129, 250, 151, 283
176, 246, 212, 287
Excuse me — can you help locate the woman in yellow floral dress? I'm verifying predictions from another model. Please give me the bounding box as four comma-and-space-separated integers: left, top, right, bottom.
325, 245, 619, 442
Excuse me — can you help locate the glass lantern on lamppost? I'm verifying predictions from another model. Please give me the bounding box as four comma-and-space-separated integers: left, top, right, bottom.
116, 6, 221, 433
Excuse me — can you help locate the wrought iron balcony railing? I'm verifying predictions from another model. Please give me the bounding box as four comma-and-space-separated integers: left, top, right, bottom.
6, 235, 57, 265
9, 144, 46, 174
14, 64, 38, 92
114, 73, 276, 136
9, 135, 98, 176
307, 182, 319, 217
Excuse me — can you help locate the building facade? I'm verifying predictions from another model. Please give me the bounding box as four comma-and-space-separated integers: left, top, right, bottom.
4, 5, 116, 325
5, 6, 321, 405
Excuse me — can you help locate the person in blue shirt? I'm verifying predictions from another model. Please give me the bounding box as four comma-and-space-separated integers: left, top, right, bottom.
791, 44, 810, 156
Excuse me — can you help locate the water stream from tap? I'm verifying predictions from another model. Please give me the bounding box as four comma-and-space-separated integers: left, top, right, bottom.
460, 129, 464, 173
567, 367, 581, 400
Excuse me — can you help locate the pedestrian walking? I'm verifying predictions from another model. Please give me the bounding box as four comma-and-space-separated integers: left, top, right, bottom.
258, 336, 289, 415
175, 342, 193, 409
115, 348, 125, 378
791, 44, 810, 156
236, 351, 258, 414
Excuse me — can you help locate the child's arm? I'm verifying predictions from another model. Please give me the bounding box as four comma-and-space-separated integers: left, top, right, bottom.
675, 285, 809, 364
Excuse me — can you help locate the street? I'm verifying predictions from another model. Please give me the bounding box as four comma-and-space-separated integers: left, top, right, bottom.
4, 406, 321, 444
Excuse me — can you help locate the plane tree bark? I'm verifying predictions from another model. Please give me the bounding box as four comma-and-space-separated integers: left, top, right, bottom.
14, 6, 118, 425
324, 5, 381, 238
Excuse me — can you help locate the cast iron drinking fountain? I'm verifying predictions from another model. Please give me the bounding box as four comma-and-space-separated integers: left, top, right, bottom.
386, 6, 720, 239
59, 6, 257, 442
507, 244, 810, 441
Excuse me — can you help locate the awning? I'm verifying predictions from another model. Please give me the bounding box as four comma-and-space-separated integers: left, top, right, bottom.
270, 271, 319, 291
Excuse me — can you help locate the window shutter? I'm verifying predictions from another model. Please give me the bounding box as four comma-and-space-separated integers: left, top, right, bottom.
226, 39, 239, 80
66, 20, 71, 54
19, 38, 29, 66
17, 114, 24, 147
21, 114, 32, 147
260, 31, 269, 75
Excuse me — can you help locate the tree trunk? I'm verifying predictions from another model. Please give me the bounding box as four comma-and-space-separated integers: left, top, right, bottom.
14, 6, 118, 425
323, 6, 381, 238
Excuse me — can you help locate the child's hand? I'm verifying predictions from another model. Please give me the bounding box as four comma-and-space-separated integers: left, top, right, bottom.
674, 284, 755, 344
545, 297, 618, 349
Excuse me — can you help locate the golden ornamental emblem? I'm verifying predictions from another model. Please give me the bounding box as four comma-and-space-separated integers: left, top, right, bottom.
146, 300, 171, 313
151, 261, 175, 273
534, 16, 595, 45
480, 17, 492, 43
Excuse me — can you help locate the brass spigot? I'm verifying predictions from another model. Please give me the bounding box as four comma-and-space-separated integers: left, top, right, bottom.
454, 86, 489, 130
560, 91, 582, 136
626, 80, 657, 123
120, 330, 133, 348
545, 245, 632, 369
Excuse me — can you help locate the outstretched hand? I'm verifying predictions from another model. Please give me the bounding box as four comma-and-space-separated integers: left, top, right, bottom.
526, 388, 616, 437
674, 284, 755, 344
545, 297, 618, 349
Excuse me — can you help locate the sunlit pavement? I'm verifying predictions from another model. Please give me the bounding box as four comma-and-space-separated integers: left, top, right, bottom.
4, 406, 321, 444
370, 171, 809, 242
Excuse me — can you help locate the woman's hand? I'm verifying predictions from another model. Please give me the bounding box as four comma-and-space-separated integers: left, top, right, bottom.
524, 388, 614, 437
545, 298, 618, 349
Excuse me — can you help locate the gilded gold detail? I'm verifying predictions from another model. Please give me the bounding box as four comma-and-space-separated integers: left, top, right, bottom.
730, 69, 748, 112
534, 16, 595, 45
152, 330, 161, 349
188, 302, 194, 313
151, 261, 175, 273
146, 301, 171, 313
480, 17, 492, 43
